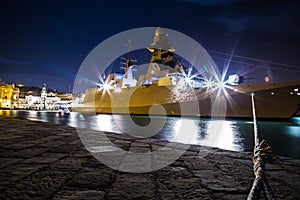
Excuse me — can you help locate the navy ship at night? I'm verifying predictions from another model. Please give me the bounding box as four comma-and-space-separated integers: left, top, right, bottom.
75, 28, 300, 119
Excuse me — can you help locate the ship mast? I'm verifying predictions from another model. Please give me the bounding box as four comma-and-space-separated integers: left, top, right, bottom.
125, 38, 132, 76
120, 38, 137, 80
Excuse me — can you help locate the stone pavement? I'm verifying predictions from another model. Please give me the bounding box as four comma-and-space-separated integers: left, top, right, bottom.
0, 115, 300, 199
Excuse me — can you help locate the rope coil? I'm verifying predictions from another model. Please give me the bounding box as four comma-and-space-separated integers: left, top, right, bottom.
248, 140, 276, 200
248, 93, 276, 200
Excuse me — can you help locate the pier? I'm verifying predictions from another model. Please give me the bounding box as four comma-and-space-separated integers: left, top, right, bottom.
0, 115, 300, 199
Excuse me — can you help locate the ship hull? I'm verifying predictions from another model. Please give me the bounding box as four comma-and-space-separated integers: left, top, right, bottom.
73, 82, 300, 119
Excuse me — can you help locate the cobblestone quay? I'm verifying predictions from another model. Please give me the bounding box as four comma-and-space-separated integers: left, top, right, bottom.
0, 115, 300, 199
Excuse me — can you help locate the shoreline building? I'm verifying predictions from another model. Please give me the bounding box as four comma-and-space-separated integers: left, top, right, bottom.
1, 82, 73, 111
0, 83, 19, 109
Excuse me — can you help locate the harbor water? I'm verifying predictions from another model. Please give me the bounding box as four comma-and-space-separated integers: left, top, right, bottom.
1, 109, 300, 159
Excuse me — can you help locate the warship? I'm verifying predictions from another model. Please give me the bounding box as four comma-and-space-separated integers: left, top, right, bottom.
75, 28, 300, 119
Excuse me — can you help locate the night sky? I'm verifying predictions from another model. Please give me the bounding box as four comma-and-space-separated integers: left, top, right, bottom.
1, 0, 300, 93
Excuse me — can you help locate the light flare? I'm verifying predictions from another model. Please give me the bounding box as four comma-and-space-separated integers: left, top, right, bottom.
200, 69, 240, 110
97, 75, 114, 96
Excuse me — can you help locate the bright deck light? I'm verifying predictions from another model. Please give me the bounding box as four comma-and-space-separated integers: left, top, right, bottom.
97, 75, 113, 91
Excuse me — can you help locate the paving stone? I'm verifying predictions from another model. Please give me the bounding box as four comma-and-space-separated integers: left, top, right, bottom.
0, 116, 300, 199
157, 177, 212, 199
0, 170, 71, 199
184, 156, 217, 170
107, 174, 156, 200
156, 166, 194, 180
0, 158, 23, 169
0, 134, 23, 140
53, 190, 105, 200
128, 146, 150, 153
37, 140, 68, 148
130, 141, 150, 147
21, 153, 65, 164
63, 168, 113, 190
10, 147, 51, 158
4, 163, 46, 177
50, 157, 83, 170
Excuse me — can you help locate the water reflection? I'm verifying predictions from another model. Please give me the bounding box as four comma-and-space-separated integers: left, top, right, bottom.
208, 120, 244, 151
67, 112, 84, 128
0, 109, 300, 159
169, 118, 199, 144
286, 126, 300, 138
28, 110, 38, 120
0, 110, 11, 116
95, 115, 122, 133
152, 118, 245, 151
112, 115, 167, 138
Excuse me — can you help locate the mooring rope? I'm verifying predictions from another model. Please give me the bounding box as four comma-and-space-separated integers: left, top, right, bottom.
247, 93, 276, 200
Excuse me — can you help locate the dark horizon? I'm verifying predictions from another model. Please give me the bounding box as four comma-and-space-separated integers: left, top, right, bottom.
1, 0, 300, 93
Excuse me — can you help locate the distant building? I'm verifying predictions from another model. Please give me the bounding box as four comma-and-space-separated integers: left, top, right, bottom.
0, 83, 19, 109
0, 82, 72, 111
18, 83, 72, 111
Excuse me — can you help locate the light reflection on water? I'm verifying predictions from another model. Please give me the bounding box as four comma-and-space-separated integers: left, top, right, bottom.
166, 118, 199, 145
0, 109, 300, 159
209, 120, 244, 152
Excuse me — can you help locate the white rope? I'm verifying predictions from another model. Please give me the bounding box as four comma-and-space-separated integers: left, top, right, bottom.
248, 93, 276, 200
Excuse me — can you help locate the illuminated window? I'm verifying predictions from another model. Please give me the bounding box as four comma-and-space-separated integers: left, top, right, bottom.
290, 92, 294, 95
271, 92, 275, 95
295, 88, 299, 92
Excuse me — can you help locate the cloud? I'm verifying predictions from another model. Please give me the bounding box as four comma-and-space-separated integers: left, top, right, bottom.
179, 0, 300, 35
178, 0, 240, 7
0, 57, 36, 65
46, 64, 76, 78
214, 1, 300, 35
